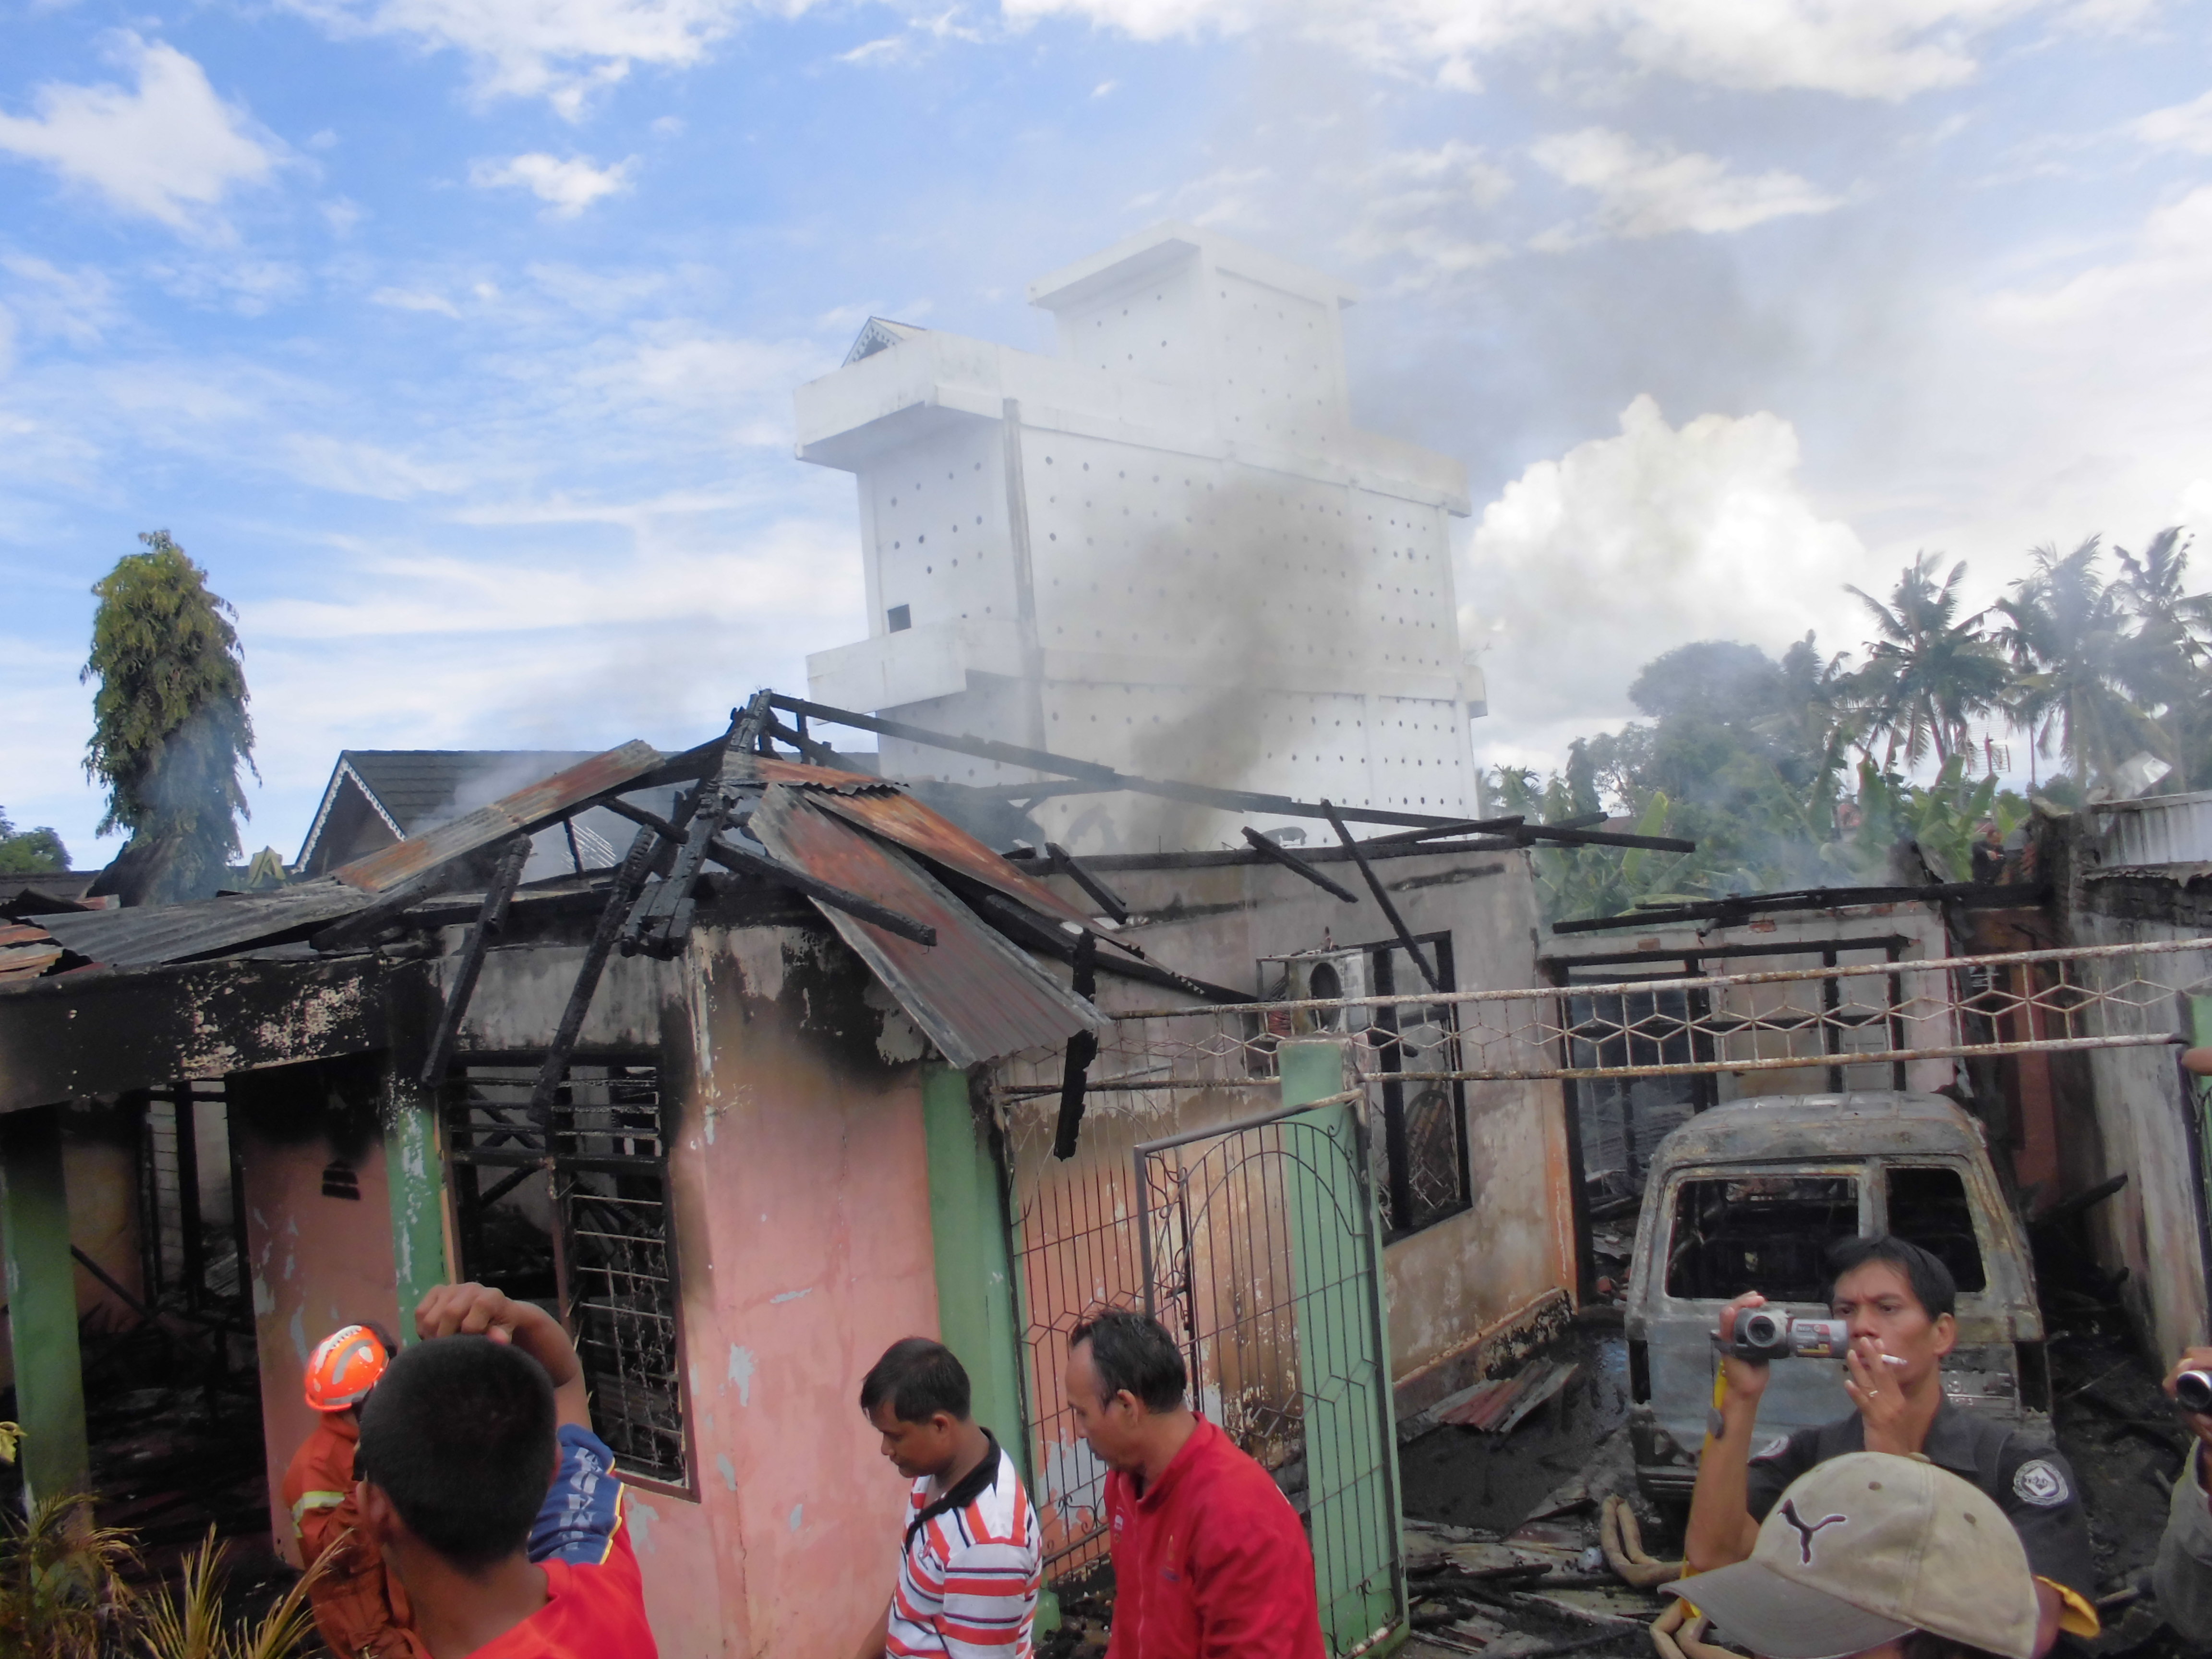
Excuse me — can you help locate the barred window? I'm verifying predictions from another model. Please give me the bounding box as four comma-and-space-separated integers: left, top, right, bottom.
443, 1059, 690, 1489
1370, 936, 1471, 1238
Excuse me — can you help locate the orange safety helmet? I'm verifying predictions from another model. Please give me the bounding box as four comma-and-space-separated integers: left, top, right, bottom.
304, 1323, 391, 1412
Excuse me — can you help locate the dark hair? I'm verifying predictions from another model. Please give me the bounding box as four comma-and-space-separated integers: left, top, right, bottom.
356, 1336, 557, 1573
1069, 1310, 1186, 1412
860, 1338, 971, 1424
1827, 1233, 1957, 1320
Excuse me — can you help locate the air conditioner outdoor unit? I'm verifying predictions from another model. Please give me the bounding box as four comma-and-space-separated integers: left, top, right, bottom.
1275, 948, 1372, 1036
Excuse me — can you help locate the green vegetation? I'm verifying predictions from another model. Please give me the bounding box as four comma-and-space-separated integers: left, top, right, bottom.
1493, 532, 2212, 923
0, 810, 69, 875
81, 533, 257, 905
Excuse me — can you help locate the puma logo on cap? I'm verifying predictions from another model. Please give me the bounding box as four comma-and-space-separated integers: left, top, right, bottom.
1779, 1497, 1847, 1563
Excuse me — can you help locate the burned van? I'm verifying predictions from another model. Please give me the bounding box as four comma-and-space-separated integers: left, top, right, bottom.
1623, 1093, 2047, 1504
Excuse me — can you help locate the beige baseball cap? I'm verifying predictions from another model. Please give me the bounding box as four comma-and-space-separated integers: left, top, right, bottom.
1661, 1452, 2040, 1659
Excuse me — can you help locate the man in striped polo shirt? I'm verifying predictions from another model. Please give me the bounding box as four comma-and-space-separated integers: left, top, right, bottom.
857, 1338, 1043, 1659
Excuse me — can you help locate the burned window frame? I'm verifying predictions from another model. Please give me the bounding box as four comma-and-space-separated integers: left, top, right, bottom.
1876, 1161, 1991, 1296
442, 1054, 695, 1496
1369, 932, 1472, 1241
1659, 1166, 1869, 1304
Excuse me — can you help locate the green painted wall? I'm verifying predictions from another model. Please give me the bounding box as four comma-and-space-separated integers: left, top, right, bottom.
921, 1065, 1025, 1457
383, 1078, 451, 1342
0, 1106, 88, 1507
919, 1063, 1058, 1630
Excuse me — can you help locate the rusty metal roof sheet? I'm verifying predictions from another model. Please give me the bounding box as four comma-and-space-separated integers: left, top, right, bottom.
808, 790, 1104, 932
335, 740, 662, 892
741, 755, 898, 796
31, 879, 374, 969
749, 786, 1103, 1069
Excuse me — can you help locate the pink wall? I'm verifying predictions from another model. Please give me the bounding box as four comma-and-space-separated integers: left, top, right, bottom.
238, 1118, 404, 1563
638, 926, 942, 1658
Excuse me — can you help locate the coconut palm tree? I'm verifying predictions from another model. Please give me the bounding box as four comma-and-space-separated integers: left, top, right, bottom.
1845, 555, 2012, 770
2111, 528, 2212, 790
1992, 537, 2162, 790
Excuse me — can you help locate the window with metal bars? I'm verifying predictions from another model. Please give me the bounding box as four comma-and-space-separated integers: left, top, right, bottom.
1369, 935, 1471, 1238
442, 1059, 690, 1489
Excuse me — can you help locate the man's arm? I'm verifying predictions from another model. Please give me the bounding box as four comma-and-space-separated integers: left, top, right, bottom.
1684, 1293, 1775, 1573
414, 1283, 590, 1430
1186, 1512, 1324, 1659
2155, 1346, 2212, 1644
848, 1596, 891, 1659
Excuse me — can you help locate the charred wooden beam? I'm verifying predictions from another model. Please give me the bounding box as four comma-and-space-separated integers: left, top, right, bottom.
628, 698, 768, 959
958, 884, 1249, 1005
1046, 842, 1130, 922
1359, 815, 1527, 845
764, 716, 848, 769
772, 694, 1482, 830
602, 795, 935, 945
1052, 934, 1099, 1160
529, 818, 679, 1125
1241, 827, 1359, 902
1322, 799, 1439, 991
418, 835, 532, 1088
703, 835, 937, 946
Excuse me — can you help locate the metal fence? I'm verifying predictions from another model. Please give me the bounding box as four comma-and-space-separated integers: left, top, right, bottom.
991, 937, 2209, 1631
1137, 1092, 1403, 1654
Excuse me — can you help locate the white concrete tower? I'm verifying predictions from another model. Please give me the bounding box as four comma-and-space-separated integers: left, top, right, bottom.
796, 223, 1483, 852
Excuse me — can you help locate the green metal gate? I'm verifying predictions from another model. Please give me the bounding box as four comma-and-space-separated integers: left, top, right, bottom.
1135, 1043, 1406, 1655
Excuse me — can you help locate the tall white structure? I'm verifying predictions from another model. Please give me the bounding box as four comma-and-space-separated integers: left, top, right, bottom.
796, 223, 1484, 851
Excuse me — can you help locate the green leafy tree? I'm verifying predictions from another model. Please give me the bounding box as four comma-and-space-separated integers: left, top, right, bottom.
81, 533, 256, 905
1992, 538, 2161, 791
2110, 528, 2212, 791
1845, 554, 2010, 769
0, 809, 69, 874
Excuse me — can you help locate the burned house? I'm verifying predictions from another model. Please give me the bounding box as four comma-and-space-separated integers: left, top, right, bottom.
0, 692, 1650, 1656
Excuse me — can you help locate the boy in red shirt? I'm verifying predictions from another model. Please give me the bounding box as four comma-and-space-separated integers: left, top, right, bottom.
1064, 1310, 1322, 1658
354, 1283, 657, 1659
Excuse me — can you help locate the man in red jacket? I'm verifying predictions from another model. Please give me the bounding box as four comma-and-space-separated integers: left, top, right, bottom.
1065, 1310, 1322, 1658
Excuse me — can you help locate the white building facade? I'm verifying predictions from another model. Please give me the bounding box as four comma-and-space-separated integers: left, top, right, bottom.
796, 223, 1483, 852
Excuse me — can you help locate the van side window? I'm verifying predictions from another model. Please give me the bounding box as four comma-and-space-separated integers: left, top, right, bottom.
1666, 1176, 1859, 1302
1885, 1166, 1987, 1293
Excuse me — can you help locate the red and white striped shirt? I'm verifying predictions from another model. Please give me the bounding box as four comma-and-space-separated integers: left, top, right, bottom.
888, 1443, 1041, 1659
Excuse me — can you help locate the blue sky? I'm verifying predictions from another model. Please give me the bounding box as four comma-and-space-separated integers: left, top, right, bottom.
4, 0, 2210, 865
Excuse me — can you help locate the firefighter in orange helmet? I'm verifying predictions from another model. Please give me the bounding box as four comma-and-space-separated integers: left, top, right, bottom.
280, 1322, 418, 1659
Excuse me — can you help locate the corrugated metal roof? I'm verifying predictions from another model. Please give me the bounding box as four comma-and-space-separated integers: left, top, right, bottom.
335, 741, 662, 892
749, 785, 1102, 1069
32, 879, 373, 968
743, 755, 898, 796
2096, 790, 2212, 867
808, 790, 1103, 932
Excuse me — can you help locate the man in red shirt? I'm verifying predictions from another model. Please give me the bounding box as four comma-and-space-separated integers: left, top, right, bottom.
354, 1283, 657, 1659
1064, 1310, 1322, 1658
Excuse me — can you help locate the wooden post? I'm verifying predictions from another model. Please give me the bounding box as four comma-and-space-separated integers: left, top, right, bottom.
0, 1106, 90, 1508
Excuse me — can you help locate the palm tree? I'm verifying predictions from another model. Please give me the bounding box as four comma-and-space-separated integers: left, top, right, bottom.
1991, 537, 2161, 790
1845, 555, 2011, 771
2111, 528, 2212, 791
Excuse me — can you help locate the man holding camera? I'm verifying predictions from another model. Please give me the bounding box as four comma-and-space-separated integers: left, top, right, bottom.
2152, 1043, 2212, 1642
1685, 1235, 2097, 1658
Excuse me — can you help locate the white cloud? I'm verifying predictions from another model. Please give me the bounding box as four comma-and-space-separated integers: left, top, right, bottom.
472, 152, 636, 216
0, 35, 280, 231
0, 255, 120, 346
2133, 87, 2212, 156
1530, 128, 1842, 243
1461, 395, 1875, 762
995, 0, 2049, 99
372, 286, 463, 316
289, 0, 762, 115
1336, 140, 1513, 286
